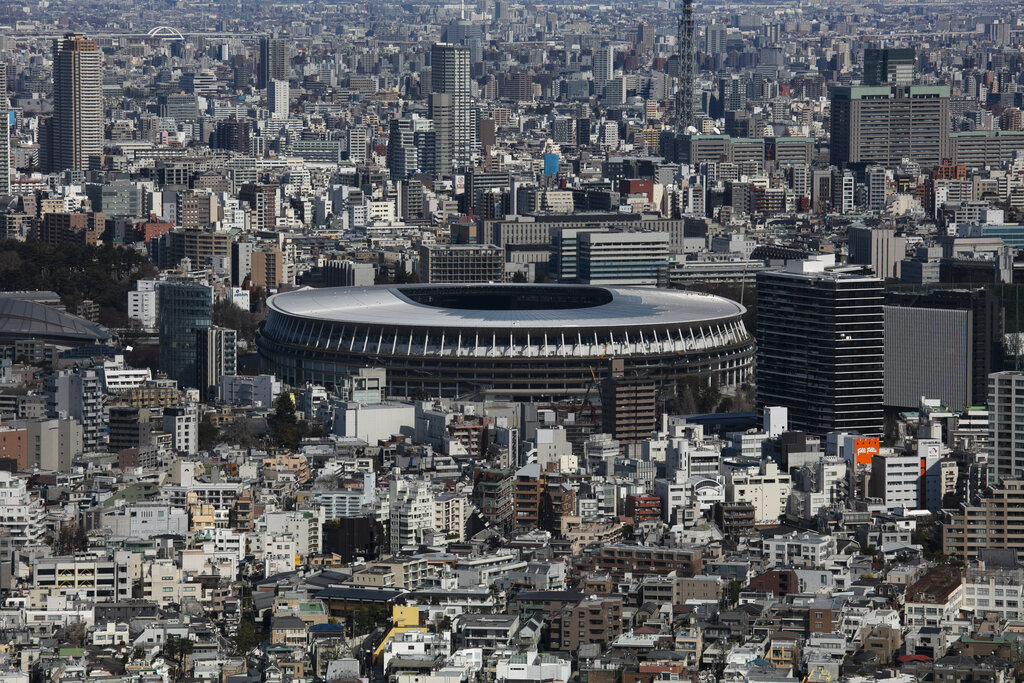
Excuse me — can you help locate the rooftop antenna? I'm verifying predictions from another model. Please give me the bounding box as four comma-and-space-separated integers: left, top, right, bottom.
461, 0, 465, 20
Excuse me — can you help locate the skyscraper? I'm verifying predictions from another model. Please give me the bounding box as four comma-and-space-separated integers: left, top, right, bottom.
51, 33, 103, 172
989, 372, 1024, 483
863, 47, 915, 86
430, 42, 474, 172
268, 79, 289, 119
756, 256, 885, 436
259, 36, 288, 89
159, 282, 213, 389
197, 326, 237, 401
594, 46, 614, 93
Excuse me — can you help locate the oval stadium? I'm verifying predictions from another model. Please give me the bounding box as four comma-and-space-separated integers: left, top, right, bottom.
255, 284, 753, 400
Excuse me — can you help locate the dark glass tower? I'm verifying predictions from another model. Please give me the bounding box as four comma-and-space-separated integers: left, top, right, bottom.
159, 282, 213, 389
756, 261, 884, 436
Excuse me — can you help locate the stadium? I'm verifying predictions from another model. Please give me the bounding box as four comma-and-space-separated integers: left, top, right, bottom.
255, 284, 754, 400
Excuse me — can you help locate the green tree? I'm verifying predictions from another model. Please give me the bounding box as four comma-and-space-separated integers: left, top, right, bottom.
275, 393, 297, 425
198, 420, 219, 451
235, 618, 261, 654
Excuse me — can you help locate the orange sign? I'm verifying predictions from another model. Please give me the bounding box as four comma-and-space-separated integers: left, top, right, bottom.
854, 438, 880, 466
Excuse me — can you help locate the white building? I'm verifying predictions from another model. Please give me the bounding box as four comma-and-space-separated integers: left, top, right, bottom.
128, 287, 158, 330
163, 404, 199, 455
763, 532, 837, 569
219, 374, 282, 407
496, 651, 571, 683
314, 472, 377, 519
868, 453, 920, 510
269, 78, 290, 119
0, 471, 45, 560
101, 503, 188, 538
725, 461, 791, 524
389, 477, 435, 553
258, 509, 325, 560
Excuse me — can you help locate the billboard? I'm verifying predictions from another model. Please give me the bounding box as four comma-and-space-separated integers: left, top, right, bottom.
854, 437, 880, 466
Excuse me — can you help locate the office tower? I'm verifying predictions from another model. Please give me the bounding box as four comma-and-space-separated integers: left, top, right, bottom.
430, 43, 474, 171
863, 48, 915, 86
706, 24, 727, 57
259, 36, 288, 89
197, 326, 237, 401
677, 0, 695, 128
717, 75, 747, 114
576, 231, 670, 286
594, 46, 614, 94
829, 85, 951, 168
51, 33, 102, 173
848, 226, 906, 279
756, 256, 884, 436
635, 22, 656, 55
418, 244, 504, 283
429, 93, 454, 178
990, 372, 1024, 483
268, 79, 289, 119
158, 282, 213, 389
885, 289, 1001, 410
601, 358, 657, 444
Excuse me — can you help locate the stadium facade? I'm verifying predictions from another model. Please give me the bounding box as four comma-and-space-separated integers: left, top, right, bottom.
255, 284, 753, 400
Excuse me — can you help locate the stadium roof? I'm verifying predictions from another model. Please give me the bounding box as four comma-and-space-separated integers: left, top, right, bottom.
267, 284, 746, 330
0, 297, 110, 345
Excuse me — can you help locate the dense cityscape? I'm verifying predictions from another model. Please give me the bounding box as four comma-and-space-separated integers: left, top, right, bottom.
1, 0, 1024, 682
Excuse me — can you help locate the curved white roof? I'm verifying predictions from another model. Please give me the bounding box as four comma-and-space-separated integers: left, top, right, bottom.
267, 284, 746, 330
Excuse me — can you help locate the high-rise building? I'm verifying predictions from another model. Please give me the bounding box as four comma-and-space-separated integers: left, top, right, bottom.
268, 79, 289, 119
51, 33, 103, 172
865, 165, 887, 211
885, 288, 1001, 410
601, 359, 657, 444
863, 48, 915, 86
430, 43, 474, 171
989, 372, 1024, 484
197, 326, 237, 402
0, 87, 9, 196
46, 366, 105, 451
943, 479, 1024, 557
635, 22, 656, 55
829, 85, 951, 168
706, 24, 727, 57
756, 256, 884, 436
259, 36, 288, 89
594, 47, 614, 93
158, 282, 213, 389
